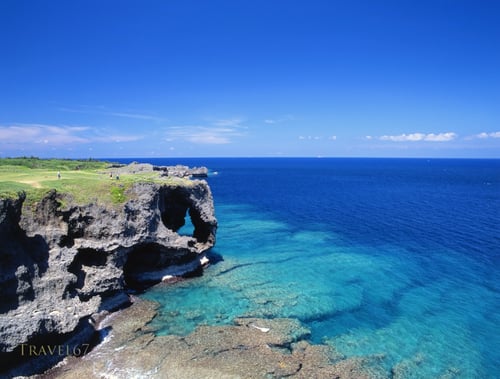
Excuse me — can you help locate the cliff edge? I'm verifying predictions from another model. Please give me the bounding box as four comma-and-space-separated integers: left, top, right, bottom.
0, 178, 217, 376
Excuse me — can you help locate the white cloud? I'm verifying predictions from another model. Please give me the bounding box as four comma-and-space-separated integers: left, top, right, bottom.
188, 130, 231, 144
165, 124, 245, 144
379, 132, 457, 142
0, 124, 143, 147
92, 134, 143, 143
468, 131, 500, 139
60, 106, 166, 122
424, 132, 457, 141
264, 115, 295, 125
298, 135, 330, 141
104, 111, 165, 122
380, 133, 424, 142
0, 124, 90, 145
212, 118, 244, 127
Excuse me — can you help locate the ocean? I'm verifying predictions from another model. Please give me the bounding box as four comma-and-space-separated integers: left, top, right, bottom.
115, 157, 500, 378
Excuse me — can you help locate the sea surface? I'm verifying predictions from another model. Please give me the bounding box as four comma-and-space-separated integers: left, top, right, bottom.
115, 158, 499, 378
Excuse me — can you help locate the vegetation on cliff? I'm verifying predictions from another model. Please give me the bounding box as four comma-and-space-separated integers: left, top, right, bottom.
0, 157, 193, 206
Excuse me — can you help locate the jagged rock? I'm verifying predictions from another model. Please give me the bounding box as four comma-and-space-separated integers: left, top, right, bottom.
110, 162, 209, 178
0, 180, 217, 376
156, 165, 208, 178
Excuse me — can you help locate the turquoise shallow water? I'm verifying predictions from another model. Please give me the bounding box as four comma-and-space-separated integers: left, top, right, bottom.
132, 158, 500, 379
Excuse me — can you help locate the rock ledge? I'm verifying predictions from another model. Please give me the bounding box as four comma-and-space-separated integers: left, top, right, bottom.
40, 299, 386, 379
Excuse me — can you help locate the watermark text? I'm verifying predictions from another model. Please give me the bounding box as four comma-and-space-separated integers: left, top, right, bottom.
20, 344, 90, 357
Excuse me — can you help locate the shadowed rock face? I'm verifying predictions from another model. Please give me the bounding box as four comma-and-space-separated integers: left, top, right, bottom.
0, 194, 50, 314
0, 180, 217, 376
158, 184, 216, 244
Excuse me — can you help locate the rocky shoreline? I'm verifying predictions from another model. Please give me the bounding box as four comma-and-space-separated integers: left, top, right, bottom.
36, 298, 385, 379
0, 165, 217, 377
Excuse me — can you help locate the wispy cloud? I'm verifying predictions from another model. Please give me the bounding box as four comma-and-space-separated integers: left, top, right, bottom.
264, 115, 295, 124
102, 111, 166, 122
212, 118, 245, 127
0, 124, 90, 145
165, 121, 246, 144
0, 124, 143, 146
298, 135, 337, 141
59, 106, 166, 122
466, 131, 500, 140
299, 135, 321, 140
94, 134, 144, 143
379, 132, 457, 142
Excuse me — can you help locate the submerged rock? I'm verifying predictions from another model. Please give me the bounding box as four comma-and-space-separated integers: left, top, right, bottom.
41, 299, 386, 379
0, 180, 217, 377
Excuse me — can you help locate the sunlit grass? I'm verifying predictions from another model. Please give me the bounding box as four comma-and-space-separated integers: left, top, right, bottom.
0, 158, 194, 206
0, 157, 107, 171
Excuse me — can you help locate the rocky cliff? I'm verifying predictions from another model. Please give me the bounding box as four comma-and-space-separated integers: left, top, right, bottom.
0, 180, 217, 376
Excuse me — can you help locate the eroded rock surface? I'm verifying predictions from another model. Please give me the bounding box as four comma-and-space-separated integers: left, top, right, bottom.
109, 162, 208, 178
0, 180, 216, 376
40, 299, 387, 379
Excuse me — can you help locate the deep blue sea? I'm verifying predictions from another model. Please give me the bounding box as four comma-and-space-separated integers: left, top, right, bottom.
115, 158, 500, 378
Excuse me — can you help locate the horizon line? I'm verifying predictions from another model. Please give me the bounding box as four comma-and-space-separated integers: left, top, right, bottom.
2, 156, 500, 161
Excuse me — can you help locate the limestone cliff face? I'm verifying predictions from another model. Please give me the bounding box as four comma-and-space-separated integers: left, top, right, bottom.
0, 180, 216, 373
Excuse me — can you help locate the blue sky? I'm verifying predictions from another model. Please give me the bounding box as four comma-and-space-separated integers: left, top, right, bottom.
1, 0, 499, 158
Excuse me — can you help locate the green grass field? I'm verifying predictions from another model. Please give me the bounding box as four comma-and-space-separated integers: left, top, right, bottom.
0, 158, 191, 206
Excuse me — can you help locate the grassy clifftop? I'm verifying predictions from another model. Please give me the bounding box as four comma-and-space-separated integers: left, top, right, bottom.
0, 158, 191, 206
